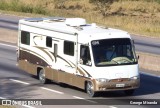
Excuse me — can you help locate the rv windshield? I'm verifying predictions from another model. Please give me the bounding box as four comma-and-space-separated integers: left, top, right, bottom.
91, 38, 138, 66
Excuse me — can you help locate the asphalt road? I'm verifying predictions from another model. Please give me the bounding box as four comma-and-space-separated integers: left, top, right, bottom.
0, 14, 160, 55
0, 41, 160, 108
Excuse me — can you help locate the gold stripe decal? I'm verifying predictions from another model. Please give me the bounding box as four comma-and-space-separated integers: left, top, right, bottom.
20, 48, 50, 65
35, 46, 54, 62
69, 61, 92, 78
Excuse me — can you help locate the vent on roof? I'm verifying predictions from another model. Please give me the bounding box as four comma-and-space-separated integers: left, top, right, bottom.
25, 17, 66, 22
65, 18, 86, 27
25, 18, 44, 22
44, 17, 65, 21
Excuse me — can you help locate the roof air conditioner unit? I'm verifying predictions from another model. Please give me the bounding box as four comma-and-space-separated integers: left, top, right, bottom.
65, 18, 86, 27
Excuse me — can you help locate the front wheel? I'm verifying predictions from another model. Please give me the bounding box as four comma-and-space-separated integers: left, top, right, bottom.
38, 69, 47, 84
124, 89, 135, 96
86, 81, 96, 97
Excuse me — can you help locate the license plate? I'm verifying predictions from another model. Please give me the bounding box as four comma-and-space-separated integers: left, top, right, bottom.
116, 84, 125, 87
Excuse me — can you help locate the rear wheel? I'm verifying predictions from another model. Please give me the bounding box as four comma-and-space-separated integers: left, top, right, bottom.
124, 89, 135, 96
86, 81, 96, 97
38, 69, 47, 84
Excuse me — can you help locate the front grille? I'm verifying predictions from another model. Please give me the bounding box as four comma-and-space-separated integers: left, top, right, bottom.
109, 78, 130, 82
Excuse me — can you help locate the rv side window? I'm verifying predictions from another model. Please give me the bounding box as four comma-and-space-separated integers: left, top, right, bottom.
46, 36, 52, 47
21, 31, 30, 45
64, 41, 74, 56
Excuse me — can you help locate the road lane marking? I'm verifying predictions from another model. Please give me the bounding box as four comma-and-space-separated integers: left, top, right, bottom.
73, 96, 85, 99
0, 96, 6, 99
9, 79, 30, 85
41, 87, 64, 94
73, 96, 97, 104
0, 43, 16, 48
109, 106, 117, 108
22, 105, 35, 108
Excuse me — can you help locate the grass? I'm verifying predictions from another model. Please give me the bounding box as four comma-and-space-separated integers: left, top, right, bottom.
0, 0, 47, 15
0, 105, 16, 108
0, 0, 159, 37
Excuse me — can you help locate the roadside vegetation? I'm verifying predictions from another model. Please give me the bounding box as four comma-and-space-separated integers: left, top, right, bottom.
0, 105, 16, 108
0, 0, 160, 37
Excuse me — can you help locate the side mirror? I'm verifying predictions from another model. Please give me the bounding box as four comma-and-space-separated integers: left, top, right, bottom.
137, 55, 140, 60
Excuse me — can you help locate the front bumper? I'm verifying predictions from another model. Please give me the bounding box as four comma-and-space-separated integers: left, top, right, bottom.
94, 78, 140, 92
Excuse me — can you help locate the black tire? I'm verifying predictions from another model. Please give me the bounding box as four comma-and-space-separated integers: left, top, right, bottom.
86, 81, 96, 97
124, 89, 135, 96
38, 69, 47, 84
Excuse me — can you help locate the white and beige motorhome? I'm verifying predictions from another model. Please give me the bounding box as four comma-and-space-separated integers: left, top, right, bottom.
17, 17, 140, 97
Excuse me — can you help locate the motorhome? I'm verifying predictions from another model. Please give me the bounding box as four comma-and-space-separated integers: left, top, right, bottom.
17, 17, 140, 97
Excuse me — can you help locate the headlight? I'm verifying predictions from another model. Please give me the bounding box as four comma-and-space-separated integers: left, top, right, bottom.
96, 78, 109, 83
130, 76, 140, 80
